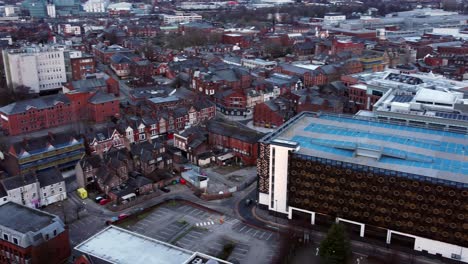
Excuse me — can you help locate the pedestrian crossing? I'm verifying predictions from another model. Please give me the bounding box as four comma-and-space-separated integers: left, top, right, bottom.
195, 221, 215, 227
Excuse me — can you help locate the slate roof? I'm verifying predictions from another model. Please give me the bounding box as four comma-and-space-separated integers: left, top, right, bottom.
0, 94, 70, 115
88, 91, 117, 104
36, 168, 64, 187
278, 63, 315, 75
2, 174, 37, 191
0, 202, 56, 234
71, 78, 107, 92
207, 119, 265, 144
11, 132, 81, 157
127, 176, 152, 188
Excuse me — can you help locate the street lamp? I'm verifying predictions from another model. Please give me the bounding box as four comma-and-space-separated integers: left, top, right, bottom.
275, 199, 279, 240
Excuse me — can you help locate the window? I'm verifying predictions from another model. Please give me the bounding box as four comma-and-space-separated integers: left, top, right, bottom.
43, 193, 47, 197
53, 230, 57, 236
45, 234, 49, 240
3, 234, 8, 241
12, 238, 18, 245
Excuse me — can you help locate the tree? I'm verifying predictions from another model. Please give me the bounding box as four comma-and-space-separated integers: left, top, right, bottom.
319, 223, 351, 264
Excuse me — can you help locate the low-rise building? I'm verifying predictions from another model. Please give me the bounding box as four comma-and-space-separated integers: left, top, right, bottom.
160, 13, 202, 25
207, 119, 264, 165
0, 202, 71, 264
73, 225, 230, 264
92, 44, 133, 64
2, 132, 85, 176
0, 89, 119, 136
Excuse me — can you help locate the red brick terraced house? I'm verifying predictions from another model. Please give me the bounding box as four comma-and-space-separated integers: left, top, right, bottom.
110, 52, 152, 79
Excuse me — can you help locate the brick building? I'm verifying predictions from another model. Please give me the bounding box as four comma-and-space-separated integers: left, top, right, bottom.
0, 90, 119, 136
92, 44, 133, 64
70, 55, 96, 81
2, 132, 85, 176
214, 89, 248, 116
110, 52, 152, 78
253, 98, 294, 128
207, 119, 264, 165
0, 202, 71, 264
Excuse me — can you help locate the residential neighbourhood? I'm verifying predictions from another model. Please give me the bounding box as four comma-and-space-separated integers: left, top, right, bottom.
0, 0, 467, 263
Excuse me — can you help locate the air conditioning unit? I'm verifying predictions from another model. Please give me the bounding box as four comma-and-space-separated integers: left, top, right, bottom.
451, 254, 461, 260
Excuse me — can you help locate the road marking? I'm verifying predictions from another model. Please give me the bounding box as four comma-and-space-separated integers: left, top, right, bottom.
239, 225, 248, 232
259, 232, 267, 239
266, 233, 273, 240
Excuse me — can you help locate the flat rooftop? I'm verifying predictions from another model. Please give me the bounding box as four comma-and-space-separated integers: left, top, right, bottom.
0, 202, 56, 233
264, 112, 468, 185
75, 226, 231, 264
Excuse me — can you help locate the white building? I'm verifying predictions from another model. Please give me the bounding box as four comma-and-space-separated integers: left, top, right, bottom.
82, 0, 109, 13
106, 2, 132, 12
37, 169, 67, 207
1, 174, 41, 208
241, 58, 277, 70
0, 168, 66, 208
352, 69, 468, 131
324, 13, 346, 25
3, 45, 67, 93
58, 24, 82, 35
160, 13, 202, 25
4, 5, 18, 17
47, 4, 56, 18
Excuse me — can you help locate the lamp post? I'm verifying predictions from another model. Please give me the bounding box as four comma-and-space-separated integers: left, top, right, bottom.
275, 199, 279, 240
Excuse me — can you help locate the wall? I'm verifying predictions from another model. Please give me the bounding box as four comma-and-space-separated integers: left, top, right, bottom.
40, 181, 67, 206
268, 144, 293, 215
7, 182, 40, 208
287, 154, 468, 248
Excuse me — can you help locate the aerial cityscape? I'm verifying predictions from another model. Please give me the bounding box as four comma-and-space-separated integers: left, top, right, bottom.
0, 0, 466, 263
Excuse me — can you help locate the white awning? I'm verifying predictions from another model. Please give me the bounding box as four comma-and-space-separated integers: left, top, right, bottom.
217, 153, 235, 161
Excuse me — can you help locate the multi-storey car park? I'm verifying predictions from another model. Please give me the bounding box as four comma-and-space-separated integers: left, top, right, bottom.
257, 112, 468, 263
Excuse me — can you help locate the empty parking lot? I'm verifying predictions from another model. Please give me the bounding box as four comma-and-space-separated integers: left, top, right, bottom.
118, 201, 278, 264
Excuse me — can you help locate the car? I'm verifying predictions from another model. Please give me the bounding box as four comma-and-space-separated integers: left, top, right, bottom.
118, 213, 129, 220
99, 198, 110, 205
160, 187, 171, 193
245, 199, 252, 207
95, 196, 104, 203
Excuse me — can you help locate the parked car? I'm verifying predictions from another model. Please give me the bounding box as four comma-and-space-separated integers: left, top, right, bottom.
118, 213, 129, 220
160, 187, 171, 193
99, 198, 110, 205
95, 196, 104, 203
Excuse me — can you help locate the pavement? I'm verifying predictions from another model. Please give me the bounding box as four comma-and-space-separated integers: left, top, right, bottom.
203, 166, 257, 194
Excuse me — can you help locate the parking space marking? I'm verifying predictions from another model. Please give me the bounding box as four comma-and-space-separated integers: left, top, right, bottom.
239, 225, 248, 232
266, 233, 273, 240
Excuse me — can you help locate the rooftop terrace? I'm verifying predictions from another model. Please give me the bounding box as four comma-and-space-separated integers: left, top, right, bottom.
263, 112, 468, 185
